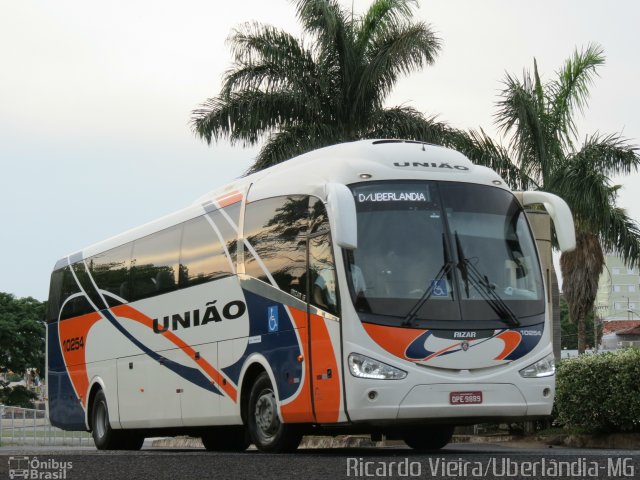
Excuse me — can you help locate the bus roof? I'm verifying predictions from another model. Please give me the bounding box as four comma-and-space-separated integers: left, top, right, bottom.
54, 139, 507, 269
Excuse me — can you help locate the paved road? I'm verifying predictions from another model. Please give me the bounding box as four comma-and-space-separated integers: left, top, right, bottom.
1, 443, 639, 480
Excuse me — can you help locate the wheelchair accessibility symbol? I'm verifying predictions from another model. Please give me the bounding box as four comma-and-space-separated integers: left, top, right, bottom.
267, 306, 279, 332
431, 279, 448, 297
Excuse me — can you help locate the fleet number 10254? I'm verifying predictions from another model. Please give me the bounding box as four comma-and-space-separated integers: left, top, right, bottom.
63, 336, 85, 352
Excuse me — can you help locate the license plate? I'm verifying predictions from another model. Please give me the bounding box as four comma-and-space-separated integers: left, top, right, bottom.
449, 391, 483, 405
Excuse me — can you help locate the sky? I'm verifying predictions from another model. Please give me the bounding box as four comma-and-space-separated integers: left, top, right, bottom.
1, 0, 639, 301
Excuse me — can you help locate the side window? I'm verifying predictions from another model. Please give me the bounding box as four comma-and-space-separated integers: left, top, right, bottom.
180, 213, 233, 287
72, 261, 103, 309
310, 197, 330, 234
218, 203, 240, 269
59, 266, 94, 320
91, 243, 133, 305
47, 268, 64, 323
309, 232, 338, 316
244, 195, 308, 298
130, 226, 182, 302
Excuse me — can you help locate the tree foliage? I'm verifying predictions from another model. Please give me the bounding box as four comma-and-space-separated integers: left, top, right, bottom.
458, 44, 640, 353
0, 381, 38, 409
0, 292, 46, 375
555, 348, 640, 433
192, 0, 456, 172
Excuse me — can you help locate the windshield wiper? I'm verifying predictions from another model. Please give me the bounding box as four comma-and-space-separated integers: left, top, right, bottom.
454, 232, 520, 327
402, 234, 454, 327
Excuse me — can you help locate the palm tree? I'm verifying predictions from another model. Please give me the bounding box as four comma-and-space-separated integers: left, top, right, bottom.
191, 0, 455, 172
458, 44, 640, 353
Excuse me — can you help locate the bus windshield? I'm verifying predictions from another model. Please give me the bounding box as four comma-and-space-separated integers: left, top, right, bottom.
345, 181, 544, 327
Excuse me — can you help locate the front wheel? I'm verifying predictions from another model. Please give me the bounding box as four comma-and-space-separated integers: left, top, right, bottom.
402, 425, 454, 451
247, 372, 302, 453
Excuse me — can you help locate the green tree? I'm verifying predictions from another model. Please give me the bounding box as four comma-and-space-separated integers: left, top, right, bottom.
192, 0, 454, 172
0, 292, 46, 376
458, 44, 640, 353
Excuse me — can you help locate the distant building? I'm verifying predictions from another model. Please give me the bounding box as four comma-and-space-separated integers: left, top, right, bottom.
596, 255, 640, 321
596, 255, 640, 349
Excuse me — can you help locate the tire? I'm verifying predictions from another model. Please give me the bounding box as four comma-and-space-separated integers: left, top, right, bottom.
402, 425, 454, 451
91, 390, 123, 450
202, 426, 249, 452
247, 372, 302, 453
91, 390, 141, 450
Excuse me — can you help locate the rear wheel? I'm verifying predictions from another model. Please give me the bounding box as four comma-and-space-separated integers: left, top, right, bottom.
91, 390, 121, 450
402, 425, 454, 451
247, 372, 302, 453
202, 426, 249, 452
91, 390, 143, 450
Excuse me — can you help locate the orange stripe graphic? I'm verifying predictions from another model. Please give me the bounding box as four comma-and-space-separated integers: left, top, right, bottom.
280, 306, 314, 423
217, 191, 243, 208
362, 323, 426, 360
59, 312, 102, 408
111, 305, 237, 402
309, 312, 340, 423
494, 330, 522, 360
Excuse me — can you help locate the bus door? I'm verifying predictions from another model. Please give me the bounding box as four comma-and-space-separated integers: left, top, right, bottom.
307, 232, 342, 424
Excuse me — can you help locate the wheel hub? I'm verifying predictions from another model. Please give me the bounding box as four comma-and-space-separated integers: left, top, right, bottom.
254, 390, 279, 437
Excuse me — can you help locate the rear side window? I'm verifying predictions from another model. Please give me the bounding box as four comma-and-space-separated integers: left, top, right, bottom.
180, 212, 234, 287
58, 266, 94, 320
90, 243, 133, 305
130, 226, 182, 302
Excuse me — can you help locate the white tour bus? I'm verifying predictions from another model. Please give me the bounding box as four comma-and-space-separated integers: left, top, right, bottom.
46, 140, 575, 452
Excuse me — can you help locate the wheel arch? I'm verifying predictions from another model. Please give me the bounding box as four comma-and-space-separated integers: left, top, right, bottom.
238, 354, 278, 424
85, 377, 107, 431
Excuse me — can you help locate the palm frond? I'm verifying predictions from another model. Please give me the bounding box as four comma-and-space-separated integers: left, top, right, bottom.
364, 106, 451, 144
599, 207, 640, 269
294, 0, 349, 52
549, 43, 605, 142
456, 129, 535, 191
546, 158, 613, 232
190, 90, 313, 145
357, 22, 440, 110
223, 23, 319, 96
356, 0, 417, 51
494, 70, 552, 178
249, 123, 339, 173
569, 132, 640, 176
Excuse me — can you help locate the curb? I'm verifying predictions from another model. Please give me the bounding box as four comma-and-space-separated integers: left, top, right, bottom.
151, 434, 518, 449
552, 433, 640, 450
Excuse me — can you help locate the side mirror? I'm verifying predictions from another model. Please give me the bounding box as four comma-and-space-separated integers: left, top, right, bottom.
326, 183, 357, 249
519, 191, 576, 252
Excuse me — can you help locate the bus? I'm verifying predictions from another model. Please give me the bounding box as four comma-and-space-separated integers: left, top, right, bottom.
46, 140, 575, 452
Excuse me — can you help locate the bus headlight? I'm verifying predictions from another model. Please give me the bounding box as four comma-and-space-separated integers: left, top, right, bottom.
519, 353, 555, 378
348, 353, 407, 380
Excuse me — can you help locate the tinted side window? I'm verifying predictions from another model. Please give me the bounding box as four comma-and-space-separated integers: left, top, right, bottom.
309, 232, 339, 316
48, 268, 64, 323
130, 226, 182, 302
310, 197, 330, 234
72, 261, 104, 309
219, 203, 240, 267
180, 213, 233, 287
244, 196, 308, 297
91, 243, 133, 305
59, 266, 94, 320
